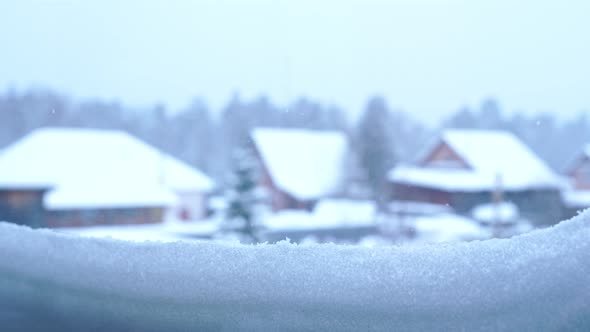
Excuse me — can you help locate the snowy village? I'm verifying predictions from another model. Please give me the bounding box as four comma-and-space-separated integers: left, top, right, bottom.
0, 117, 587, 246
2, 1, 590, 331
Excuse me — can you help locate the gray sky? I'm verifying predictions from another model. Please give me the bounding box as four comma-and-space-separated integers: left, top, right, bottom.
1, 0, 589, 124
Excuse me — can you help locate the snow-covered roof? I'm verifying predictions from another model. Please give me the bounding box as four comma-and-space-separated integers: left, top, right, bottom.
0, 128, 214, 208
252, 128, 347, 200
391, 165, 496, 191
390, 129, 561, 191
2, 210, 590, 330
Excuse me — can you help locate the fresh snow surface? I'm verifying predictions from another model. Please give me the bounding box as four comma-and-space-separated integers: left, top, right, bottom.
1, 212, 590, 331
251, 128, 347, 200
390, 130, 561, 191
59, 224, 189, 243
472, 202, 520, 224
0, 128, 214, 208
356, 235, 394, 247
59, 220, 220, 242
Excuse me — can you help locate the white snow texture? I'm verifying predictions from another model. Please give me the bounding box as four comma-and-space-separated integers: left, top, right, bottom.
1, 211, 590, 331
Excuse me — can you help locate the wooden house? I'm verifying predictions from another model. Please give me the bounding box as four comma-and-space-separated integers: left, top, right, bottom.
251, 128, 347, 212
0, 188, 48, 228
0, 128, 214, 227
389, 129, 564, 226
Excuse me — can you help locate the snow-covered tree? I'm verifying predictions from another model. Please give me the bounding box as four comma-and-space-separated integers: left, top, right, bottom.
224, 147, 261, 242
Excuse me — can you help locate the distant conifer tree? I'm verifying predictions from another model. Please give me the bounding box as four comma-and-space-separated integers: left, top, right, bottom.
225, 147, 260, 242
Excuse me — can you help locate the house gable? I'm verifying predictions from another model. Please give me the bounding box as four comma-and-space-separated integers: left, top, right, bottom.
421, 141, 470, 170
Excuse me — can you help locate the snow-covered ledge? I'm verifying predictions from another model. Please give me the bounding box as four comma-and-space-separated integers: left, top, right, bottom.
1, 212, 590, 331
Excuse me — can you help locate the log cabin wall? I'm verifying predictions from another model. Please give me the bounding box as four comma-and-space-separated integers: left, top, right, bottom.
0, 189, 46, 227
46, 207, 165, 228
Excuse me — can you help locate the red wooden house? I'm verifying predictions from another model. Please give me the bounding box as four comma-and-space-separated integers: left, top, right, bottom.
0, 128, 214, 228
389, 129, 564, 226
251, 128, 348, 212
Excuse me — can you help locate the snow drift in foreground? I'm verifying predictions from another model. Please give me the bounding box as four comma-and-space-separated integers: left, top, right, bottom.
1, 212, 590, 331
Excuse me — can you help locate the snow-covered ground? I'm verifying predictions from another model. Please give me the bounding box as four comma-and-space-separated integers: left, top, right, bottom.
408, 213, 490, 243
1, 211, 590, 331
52, 197, 534, 246
262, 199, 376, 232
472, 202, 520, 224
57, 206, 529, 245
59, 220, 220, 242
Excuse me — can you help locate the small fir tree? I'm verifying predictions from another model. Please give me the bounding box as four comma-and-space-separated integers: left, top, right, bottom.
225, 148, 260, 242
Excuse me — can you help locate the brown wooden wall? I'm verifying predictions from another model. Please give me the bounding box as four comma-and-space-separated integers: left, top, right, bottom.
255, 146, 315, 212
46, 207, 165, 228
392, 183, 453, 205
0, 189, 46, 227
0, 188, 166, 228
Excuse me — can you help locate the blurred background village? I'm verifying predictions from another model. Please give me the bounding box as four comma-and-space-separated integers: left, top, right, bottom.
2, 1, 590, 246
0, 90, 589, 246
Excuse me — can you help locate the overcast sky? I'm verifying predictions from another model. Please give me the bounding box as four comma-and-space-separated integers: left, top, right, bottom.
1, 0, 589, 124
